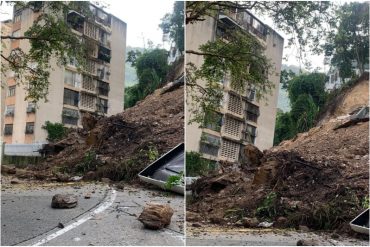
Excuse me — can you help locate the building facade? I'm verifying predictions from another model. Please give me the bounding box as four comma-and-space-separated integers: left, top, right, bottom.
186, 9, 284, 164
2, 3, 126, 144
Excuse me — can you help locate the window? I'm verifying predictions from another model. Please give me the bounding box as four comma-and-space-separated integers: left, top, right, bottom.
26, 102, 36, 113
63, 88, 79, 106
82, 76, 96, 91
67, 11, 84, 33
25, 122, 34, 134
68, 57, 79, 67
97, 81, 109, 96
100, 31, 110, 47
81, 93, 96, 110
97, 98, 108, 113
97, 64, 110, 81
4, 124, 13, 135
7, 86, 15, 97
246, 88, 256, 101
246, 103, 259, 123
98, 45, 111, 63
203, 111, 222, 132
13, 11, 21, 23
244, 124, 256, 144
5, 105, 15, 116
62, 108, 79, 125
64, 70, 81, 88
84, 22, 97, 39
199, 132, 220, 157
12, 29, 21, 37
96, 10, 110, 26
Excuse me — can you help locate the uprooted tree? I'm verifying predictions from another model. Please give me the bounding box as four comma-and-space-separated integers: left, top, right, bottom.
185, 1, 336, 125
0, 1, 94, 103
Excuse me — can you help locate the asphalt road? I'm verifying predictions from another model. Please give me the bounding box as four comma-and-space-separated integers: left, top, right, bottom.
186, 226, 369, 246
1, 179, 184, 246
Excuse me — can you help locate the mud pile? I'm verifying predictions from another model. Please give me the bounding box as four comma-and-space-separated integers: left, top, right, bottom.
34, 86, 184, 181
189, 116, 369, 234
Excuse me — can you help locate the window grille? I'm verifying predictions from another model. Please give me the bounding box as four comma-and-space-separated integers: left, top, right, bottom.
220, 139, 239, 161
4, 124, 13, 135
81, 93, 96, 110
5, 105, 15, 116
96, 97, 108, 113
246, 102, 259, 123
62, 108, 79, 125
25, 122, 34, 134
63, 88, 79, 107
82, 76, 96, 91
8, 86, 16, 97
199, 132, 220, 157
224, 116, 242, 138
97, 80, 109, 96
227, 94, 243, 115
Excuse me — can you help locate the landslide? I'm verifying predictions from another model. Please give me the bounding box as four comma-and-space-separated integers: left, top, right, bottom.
34, 86, 184, 181
189, 115, 369, 234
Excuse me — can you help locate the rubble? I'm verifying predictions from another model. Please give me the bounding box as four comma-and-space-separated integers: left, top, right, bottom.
37, 86, 184, 182
138, 204, 174, 230
188, 112, 369, 234
51, 194, 78, 209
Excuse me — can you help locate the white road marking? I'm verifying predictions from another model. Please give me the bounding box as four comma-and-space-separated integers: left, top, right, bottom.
32, 189, 117, 246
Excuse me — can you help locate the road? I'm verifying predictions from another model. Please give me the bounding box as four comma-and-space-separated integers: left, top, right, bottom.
186, 226, 369, 246
1, 178, 184, 246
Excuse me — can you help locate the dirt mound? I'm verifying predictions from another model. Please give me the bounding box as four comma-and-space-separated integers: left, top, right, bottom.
317, 72, 369, 125
37, 86, 184, 182
189, 118, 369, 234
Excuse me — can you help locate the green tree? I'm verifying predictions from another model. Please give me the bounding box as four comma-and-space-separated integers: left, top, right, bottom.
42, 121, 66, 142
125, 48, 169, 108
323, 2, 369, 80
159, 1, 184, 52
288, 73, 327, 108
1, 1, 92, 102
290, 94, 319, 133
273, 110, 294, 145
280, 69, 296, 90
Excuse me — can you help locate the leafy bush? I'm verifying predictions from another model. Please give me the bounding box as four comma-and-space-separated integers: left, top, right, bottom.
186, 151, 215, 176
42, 121, 66, 142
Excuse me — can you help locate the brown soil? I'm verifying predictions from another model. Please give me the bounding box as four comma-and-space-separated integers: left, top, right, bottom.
189, 117, 369, 234
32, 86, 184, 181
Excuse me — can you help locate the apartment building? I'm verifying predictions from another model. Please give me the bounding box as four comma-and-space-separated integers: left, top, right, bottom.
186, 9, 284, 164
2, 3, 126, 144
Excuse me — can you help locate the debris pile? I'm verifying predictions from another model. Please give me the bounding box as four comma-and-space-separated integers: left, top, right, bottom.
36, 86, 184, 182
188, 113, 369, 234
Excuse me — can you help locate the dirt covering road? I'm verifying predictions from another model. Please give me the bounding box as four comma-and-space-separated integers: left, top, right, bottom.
31, 86, 184, 182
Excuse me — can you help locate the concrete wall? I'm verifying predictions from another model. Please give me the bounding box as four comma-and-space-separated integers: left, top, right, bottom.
185, 17, 216, 153
254, 28, 284, 150
108, 16, 126, 115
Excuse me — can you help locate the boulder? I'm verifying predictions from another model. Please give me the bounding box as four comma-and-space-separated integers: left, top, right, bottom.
138, 204, 174, 230
297, 239, 319, 246
241, 144, 264, 166
81, 113, 98, 131
242, 217, 259, 228
51, 194, 78, 209
83, 171, 97, 181
252, 160, 279, 186
1, 165, 16, 174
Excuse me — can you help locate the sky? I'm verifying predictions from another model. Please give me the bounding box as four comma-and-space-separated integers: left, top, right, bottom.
0, 0, 174, 49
